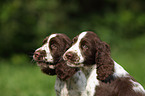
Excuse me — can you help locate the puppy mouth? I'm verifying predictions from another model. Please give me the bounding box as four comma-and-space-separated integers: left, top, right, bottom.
36, 60, 55, 69
66, 61, 84, 67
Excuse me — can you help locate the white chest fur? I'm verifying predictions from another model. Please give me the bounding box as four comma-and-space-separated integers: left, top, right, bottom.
81, 65, 99, 96
55, 71, 86, 96
55, 77, 68, 96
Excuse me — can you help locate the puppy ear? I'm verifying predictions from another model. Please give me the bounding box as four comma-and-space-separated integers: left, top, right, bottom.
64, 39, 71, 51
55, 60, 78, 80
59, 34, 71, 52
96, 41, 114, 82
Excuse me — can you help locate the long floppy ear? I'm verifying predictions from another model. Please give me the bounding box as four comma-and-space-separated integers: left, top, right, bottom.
96, 41, 114, 82
59, 33, 72, 52
63, 38, 71, 52
55, 60, 78, 80
59, 33, 72, 55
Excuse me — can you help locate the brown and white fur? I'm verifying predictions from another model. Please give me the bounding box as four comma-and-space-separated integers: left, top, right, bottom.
63, 31, 145, 96
33, 33, 86, 96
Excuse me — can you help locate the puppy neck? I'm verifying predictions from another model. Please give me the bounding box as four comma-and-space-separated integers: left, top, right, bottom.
81, 64, 97, 79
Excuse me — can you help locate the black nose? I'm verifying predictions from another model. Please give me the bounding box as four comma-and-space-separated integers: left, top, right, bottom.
64, 52, 79, 62
65, 52, 74, 60
34, 51, 41, 57
33, 50, 46, 61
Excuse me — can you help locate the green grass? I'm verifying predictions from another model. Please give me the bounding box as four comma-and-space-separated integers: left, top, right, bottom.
0, 50, 145, 96
0, 61, 56, 96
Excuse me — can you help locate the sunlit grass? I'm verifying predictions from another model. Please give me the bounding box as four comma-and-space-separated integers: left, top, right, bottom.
0, 62, 56, 96
0, 50, 145, 96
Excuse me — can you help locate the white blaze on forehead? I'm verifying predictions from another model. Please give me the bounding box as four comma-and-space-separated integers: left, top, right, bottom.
77, 32, 87, 42
65, 32, 87, 63
36, 34, 57, 63
47, 34, 57, 44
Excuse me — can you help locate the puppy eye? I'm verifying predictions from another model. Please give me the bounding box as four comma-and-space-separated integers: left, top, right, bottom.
71, 40, 75, 45
71, 41, 73, 45
51, 44, 57, 50
72, 37, 77, 45
43, 37, 48, 44
82, 44, 88, 50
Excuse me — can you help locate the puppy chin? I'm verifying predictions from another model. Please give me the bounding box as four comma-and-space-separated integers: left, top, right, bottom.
66, 61, 84, 68
37, 62, 55, 69
48, 65, 55, 69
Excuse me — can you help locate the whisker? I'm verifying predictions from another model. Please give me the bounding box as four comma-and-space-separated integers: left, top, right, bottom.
30, 59, 37, 65
30, 48, 36, 51
28, 53, 34, 56
31, 59, 35, 63
28, 52, 34, 61
29, 55, 33, 58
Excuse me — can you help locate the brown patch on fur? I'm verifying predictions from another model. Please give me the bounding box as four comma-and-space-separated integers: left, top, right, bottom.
95, 41, 114, 82
95, 77, 145, 96
41, 67, 56, 75
55, 59, 78, 80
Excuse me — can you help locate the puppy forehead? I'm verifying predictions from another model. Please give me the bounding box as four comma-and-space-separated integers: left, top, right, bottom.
66, 32, 87, 52
47, 34, 57, 43
76, 32, 87, 42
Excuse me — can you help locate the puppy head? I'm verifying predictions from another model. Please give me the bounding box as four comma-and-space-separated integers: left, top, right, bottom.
33, 33, 71, 75
63, 31, 114, 81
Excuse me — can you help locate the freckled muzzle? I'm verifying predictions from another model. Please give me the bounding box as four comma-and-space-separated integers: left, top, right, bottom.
63, 51, 84, 67
33, 50, 55, 69
63, 51, 80, 63
33, 50, 46, 61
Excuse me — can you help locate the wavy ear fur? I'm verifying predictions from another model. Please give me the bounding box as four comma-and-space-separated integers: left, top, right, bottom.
96, 41, 114, 82
59, 33, 71, 52
55, 60, 78, 80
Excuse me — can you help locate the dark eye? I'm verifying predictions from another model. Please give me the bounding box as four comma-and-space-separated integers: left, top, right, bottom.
72, 37, 77, 45
43, 37, 48, 44
82, 44, 88, 50
51, 44, 57, 50
72, 40, 75, 44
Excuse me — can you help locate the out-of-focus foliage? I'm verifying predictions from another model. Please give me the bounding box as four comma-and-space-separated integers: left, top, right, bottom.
0, 1, 145, 96
0, 0, 145, 58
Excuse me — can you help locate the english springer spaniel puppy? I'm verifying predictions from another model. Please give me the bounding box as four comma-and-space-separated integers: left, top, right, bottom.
63, 31, 145, 96
33, 33, 86, 96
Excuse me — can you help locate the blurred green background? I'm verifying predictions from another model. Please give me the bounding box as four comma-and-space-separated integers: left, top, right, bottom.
0, 0, 145, 96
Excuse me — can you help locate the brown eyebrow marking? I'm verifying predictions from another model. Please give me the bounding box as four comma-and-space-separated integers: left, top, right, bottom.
42, 37, 49, 44
72, 36, 78, 45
